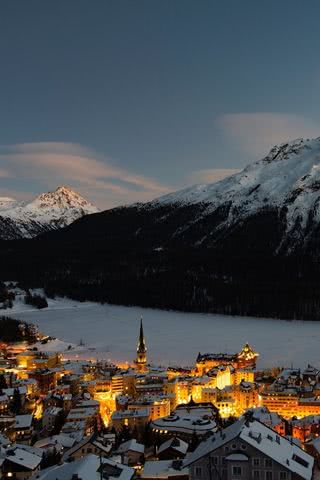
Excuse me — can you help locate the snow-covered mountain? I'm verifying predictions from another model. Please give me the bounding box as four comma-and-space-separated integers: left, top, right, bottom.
0, 186, 99, 239
2, 138, 320, 320
146, 137, 320, 253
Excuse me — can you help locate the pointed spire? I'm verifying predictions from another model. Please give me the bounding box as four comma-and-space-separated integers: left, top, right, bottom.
135, 317, 147, 372
137, 317, 146, 353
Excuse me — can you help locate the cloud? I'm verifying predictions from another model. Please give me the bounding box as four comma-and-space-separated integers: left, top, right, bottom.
218, 113, 320, 158
189, 168, 240, 184
0, 168, 11, 178
0, 142, 171, 208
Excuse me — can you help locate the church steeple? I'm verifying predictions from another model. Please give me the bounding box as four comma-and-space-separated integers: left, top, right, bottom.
135, 317, 147, 372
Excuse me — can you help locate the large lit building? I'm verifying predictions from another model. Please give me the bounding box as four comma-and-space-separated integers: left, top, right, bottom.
195, 342, 259, 375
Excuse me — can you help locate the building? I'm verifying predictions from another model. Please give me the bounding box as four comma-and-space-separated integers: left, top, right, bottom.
184, 417, 314, 480
135, 318, 147, 373
128, 396, 171, 421
116, 438, 145, 465
249, 406, 286, 436
28, 369, 57, 395
42, 406, 63, 430
1, 447, 42, 479
13, 414, 34, 444
195, 343, 259, 376
61, 432, 112, 461
157, 437, 189, 460
151, 411, 217, 442
31, 453, 134, 480
142, 460, 189, 480
111, 408, 150, 436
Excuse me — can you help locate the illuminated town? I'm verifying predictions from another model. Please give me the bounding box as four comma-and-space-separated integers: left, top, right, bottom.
0, 319, 318, 479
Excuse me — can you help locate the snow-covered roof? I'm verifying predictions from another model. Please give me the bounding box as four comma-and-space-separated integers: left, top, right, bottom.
112, 409, 150, 419
34, 434, 77, 450
142, 460, 188, 479
185, 418, 314, 480
62, 433, 111, 461
292, 415, 320, 426
32, 453, 134, 480
158, 437, 188, 456
151, 413, 217, 435
248, 407, 284, 427
4, 387, 27, 396
117, 438, 145, 454
76, 399, 99, 408
5, 447, 42, 470
66, 407, 97, 420
14, 414, 33, 429
43, 407, 62, 417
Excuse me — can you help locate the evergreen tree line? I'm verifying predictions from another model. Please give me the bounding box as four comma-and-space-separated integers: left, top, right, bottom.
24, 290, 48, 309
0, 203, 320, 320
0, 316, 38, 343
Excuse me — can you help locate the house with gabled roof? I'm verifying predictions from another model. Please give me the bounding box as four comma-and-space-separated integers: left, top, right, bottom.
184, 417, 314, 480
157, 437, 189, 460
29, 453, 134, 480
1, 446, 42, 479
61, 432, 112, 462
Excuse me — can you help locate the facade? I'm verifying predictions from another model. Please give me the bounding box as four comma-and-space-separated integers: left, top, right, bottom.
195, 343, 259, 376
1, 448, 41, 480
111, 408, 150, 436
185, 417, 314, 480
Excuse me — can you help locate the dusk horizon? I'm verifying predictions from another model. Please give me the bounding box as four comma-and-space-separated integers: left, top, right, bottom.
2, 1, 320, 208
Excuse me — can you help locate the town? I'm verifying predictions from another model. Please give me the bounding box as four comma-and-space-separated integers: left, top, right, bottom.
0, 319, 318, 479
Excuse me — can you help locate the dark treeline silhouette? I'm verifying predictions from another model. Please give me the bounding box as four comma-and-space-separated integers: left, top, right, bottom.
24, 289, 48, 309
0, 204, 319, 320
0, 316, 38, 343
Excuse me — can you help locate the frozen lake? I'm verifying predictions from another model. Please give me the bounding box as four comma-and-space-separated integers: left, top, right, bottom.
6, 295, 319, 369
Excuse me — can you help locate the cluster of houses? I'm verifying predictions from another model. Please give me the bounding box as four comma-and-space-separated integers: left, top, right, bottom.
0, 322, 319, 478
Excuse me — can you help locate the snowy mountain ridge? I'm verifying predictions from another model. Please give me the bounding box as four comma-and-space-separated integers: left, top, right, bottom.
0, 186, 99, 239
148, 137, 320, 251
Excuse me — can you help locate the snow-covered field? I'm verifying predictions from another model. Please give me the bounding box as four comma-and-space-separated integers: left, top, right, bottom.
4, 293, 320, 369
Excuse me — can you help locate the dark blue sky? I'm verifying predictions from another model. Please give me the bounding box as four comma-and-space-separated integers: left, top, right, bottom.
1, 1, 320, 207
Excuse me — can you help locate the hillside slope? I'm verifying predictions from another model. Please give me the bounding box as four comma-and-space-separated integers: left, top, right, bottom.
1, 138, 320, 319
0, 186, 98, 239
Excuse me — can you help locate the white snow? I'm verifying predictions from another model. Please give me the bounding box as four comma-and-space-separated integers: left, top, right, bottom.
0, 185, 98, 239
4, 296, 320, 369
150, 137, 320, 247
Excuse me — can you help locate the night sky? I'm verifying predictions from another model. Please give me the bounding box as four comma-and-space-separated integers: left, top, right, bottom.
1, 0, 320, 207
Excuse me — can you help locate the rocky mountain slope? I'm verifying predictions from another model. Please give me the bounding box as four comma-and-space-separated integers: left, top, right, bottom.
1, 138, 320, 319
146, 137, 320, 254
0, 186, 98, 239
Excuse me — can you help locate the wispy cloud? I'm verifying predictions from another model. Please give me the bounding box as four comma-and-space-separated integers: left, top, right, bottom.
189, 168, 240, 184
218, 113, 320, 158
0, 142, 171, 208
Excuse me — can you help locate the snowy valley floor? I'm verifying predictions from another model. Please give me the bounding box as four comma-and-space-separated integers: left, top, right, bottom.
3, 293, 319, 370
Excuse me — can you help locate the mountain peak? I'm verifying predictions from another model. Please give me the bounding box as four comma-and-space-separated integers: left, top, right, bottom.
0, 186, 99, 239
30, 186, 98, 212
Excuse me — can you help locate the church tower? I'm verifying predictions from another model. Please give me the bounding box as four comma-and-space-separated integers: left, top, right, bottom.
135, 317, 147, 372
